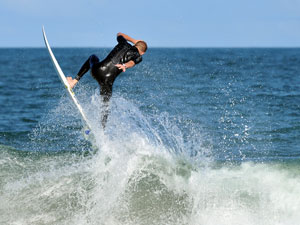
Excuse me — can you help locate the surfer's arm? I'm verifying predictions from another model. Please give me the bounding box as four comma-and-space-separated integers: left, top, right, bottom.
115, 60, 135, 72
117, 32, 140, 45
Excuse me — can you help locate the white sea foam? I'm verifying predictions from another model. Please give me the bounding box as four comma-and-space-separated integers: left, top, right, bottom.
1, 93, 300, 225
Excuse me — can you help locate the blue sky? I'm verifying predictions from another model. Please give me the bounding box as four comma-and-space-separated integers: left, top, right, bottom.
1, 0, 300, 47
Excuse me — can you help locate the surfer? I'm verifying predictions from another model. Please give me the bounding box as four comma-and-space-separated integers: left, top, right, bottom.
67, 32, 147, 128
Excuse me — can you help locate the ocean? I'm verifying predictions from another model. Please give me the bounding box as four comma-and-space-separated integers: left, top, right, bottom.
0, 48, 299, 225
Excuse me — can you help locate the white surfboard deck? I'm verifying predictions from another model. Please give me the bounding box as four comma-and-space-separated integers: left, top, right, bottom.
42, 26, 91, 135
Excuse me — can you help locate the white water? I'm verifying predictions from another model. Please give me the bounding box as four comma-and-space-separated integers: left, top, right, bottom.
1, 93, 300, 225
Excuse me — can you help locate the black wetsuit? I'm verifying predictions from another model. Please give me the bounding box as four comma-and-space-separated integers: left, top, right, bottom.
75, 35, 142, 126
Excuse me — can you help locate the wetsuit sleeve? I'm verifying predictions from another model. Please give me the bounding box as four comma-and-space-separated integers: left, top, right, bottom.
117, 35, 127, 44
75, 58, 90, 81
133, 55, 142, 65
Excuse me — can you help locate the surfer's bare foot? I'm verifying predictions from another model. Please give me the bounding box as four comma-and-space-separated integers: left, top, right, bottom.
67, 77, 78, 89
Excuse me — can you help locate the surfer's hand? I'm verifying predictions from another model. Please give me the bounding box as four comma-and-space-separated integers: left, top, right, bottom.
115, 64, 126, 72
67, 77, 78, 89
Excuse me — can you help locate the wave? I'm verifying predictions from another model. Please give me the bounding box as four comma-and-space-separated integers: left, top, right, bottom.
0, 92, 299, 225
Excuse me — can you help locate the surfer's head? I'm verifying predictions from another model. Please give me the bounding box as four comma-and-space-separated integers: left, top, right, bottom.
135, 41, 147, 55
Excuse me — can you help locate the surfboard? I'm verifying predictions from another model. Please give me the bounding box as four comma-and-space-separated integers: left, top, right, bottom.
42, 27, 91, 135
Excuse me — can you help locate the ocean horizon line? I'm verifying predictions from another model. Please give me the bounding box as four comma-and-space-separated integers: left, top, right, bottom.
1, 46, 300, 49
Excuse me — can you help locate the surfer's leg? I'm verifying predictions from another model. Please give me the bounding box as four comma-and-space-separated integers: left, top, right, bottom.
76, 55, 100, 81
100, 85, 112, 128
89, 55, 100, 67
91, 62, 117, 128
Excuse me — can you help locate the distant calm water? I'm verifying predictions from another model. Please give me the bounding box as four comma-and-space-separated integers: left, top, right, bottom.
0, 48, 299, 225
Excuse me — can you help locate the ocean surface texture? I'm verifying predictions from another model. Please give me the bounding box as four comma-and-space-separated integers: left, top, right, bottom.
0, 48, 299, 225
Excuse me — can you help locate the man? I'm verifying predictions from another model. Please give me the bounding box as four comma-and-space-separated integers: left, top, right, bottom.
67, 32, 147, 127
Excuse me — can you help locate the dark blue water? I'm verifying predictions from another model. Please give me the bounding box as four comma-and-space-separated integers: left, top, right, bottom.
1, 48, 299, 159
0, 48, 299, 225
